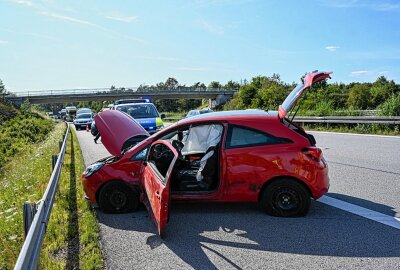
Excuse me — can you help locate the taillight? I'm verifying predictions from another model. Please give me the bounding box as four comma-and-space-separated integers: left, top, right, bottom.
302, 147, 322, 162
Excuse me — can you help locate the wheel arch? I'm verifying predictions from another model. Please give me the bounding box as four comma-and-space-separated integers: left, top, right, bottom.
258, 176, 312, 202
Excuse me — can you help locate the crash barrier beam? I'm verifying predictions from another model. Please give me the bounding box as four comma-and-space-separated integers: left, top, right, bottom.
165, 116, 400, 125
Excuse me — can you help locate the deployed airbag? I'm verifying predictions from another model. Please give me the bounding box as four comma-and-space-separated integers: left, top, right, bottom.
181, 124, 223, 155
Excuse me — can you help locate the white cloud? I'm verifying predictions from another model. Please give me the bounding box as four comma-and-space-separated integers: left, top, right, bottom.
39, 12, 145, 43
10, 0, 33, 7
104, 13, 137, 23
40, 12, 106, 30
0, 40, 9, 44
350, 70, 369, 77
325, 46, 340, 52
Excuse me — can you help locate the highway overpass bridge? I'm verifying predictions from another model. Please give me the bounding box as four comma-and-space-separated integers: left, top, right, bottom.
5, 88, 238, 107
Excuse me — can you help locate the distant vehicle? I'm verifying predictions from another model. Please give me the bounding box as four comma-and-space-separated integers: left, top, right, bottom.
60, 109, 67, 120
77, 108, 92, 115
113, 103, 165, 134
65, 106, 77, 122
73, 113, 93, 130
82, 71, 332, 238
186, 108, 213, 118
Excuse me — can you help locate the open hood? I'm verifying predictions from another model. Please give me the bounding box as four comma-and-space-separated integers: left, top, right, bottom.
278, 71, 332, 119
94, 110, 150, 156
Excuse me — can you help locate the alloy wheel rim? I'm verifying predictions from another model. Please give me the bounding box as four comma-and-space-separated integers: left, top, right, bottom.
274, 188, 299, 211
109, 190, 127, 210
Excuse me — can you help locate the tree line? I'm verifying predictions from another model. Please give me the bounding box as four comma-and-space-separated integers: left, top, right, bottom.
224, 74, 400, 116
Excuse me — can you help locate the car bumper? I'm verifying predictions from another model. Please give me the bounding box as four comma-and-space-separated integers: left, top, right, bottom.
81, 175, 99, 204
310, 159, 330, 199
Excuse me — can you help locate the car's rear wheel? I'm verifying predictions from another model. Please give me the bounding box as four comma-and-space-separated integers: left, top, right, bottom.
98, 182, 139, 213
260, 178, 310, 217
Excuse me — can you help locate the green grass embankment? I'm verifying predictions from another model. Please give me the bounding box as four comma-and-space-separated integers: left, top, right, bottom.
0, 109, 54, 169
0, 122, 62, 268
0, 120, 103, 269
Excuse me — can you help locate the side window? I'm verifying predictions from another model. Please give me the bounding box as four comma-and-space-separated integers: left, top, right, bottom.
130, 147, 149, 161
225, 125, 290, 149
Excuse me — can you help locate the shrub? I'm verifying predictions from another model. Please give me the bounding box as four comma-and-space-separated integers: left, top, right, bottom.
0, 103, 18, 124
0, 111, 54, 169
378, 94, 400, 116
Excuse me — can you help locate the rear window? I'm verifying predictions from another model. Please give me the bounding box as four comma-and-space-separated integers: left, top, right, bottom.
225, 125, 291, 149
116, 104, 159, 119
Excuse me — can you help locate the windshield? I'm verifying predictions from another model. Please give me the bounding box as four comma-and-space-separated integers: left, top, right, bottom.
116, 104, 159, 119
77, 108, 91, 114
76, 113, 92, 119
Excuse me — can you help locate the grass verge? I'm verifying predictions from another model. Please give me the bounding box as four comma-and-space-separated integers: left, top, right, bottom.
0, 122, 63, 269
39, 127, 103, 269
0, 123, 103, 269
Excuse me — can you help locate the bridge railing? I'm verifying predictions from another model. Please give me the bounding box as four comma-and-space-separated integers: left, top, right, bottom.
9, 87, 238, 97
14, 123, 69, 270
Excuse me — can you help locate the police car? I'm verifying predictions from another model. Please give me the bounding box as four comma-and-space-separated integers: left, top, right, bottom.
113, 101, 165, 134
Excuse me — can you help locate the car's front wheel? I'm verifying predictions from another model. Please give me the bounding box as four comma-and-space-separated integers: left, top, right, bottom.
260, 178, 310, 217
98, 182, 139, 213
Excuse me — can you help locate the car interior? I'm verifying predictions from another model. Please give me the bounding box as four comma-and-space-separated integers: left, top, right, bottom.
150, 124, 224, 194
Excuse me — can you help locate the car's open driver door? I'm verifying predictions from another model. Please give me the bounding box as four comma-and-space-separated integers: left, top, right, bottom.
142, 140, 178, 238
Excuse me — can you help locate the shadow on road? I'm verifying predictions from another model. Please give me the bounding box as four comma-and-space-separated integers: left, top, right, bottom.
66, 132, 80, 270
98, 197, 400, 269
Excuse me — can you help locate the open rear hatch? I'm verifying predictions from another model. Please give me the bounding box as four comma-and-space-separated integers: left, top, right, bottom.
278, 71, 332, 145
94, 110, 150, 156
278, 71, 332, 119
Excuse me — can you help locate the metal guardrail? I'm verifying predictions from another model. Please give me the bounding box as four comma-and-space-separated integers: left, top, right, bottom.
294, 116, 400, 125
14, 123, 70, 270
164, 116, 400, 125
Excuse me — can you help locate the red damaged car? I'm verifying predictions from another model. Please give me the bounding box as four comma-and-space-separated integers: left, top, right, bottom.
82, 71, 331, 237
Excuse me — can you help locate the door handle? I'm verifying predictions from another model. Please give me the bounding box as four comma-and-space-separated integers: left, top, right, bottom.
155, 191, 160, 199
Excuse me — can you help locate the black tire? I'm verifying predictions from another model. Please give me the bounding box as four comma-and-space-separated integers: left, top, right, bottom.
98, 182, 139, 213
260, 178, 310, 217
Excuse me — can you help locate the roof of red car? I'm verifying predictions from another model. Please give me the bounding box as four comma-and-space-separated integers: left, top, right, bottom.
178, 109, 278, 125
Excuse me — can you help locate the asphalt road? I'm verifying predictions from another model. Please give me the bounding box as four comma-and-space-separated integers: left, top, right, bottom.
75, 126, 400, 270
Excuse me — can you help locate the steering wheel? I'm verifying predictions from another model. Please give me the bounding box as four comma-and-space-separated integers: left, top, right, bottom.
153, 145, 170, 160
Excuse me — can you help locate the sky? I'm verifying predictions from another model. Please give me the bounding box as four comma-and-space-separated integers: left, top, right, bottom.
0, 0, 400, 92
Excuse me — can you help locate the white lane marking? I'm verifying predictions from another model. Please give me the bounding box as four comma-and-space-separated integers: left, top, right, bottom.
310, 131, 400, 139
318, 195, 400, 230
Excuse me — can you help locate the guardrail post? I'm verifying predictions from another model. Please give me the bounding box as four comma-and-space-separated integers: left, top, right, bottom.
52, 155, 58, 170
59, 141, 63, 151
23, 202, 37, 238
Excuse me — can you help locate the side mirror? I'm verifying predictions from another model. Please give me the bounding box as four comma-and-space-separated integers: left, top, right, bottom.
161, 113, 166, 119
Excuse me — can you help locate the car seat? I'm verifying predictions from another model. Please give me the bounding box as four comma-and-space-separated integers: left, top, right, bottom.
177, 144, 219, 191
